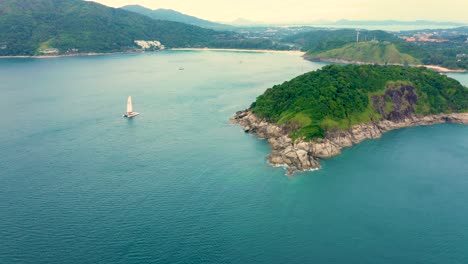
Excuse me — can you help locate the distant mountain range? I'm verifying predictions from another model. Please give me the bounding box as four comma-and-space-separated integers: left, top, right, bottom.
331, 19, 466, 26
121, 5, 234, 30
225, 18, 466, 27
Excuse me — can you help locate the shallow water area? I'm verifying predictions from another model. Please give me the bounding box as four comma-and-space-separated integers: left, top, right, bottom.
0, 51, 467, 264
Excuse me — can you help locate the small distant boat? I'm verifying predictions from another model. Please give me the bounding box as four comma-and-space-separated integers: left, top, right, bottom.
179, 67, 184, 70
123, 96, 140, 118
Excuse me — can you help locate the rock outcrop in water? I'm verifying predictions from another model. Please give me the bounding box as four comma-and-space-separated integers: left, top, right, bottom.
232, 65, 468, 175
232, 110, 468, 175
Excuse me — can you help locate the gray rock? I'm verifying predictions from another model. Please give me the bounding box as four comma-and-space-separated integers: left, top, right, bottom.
231, 109, 468, 175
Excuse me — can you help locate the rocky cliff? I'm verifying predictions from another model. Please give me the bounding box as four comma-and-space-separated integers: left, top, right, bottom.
232, 110, 468, 175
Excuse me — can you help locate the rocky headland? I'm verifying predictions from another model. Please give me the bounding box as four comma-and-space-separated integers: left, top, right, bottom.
232, 64, 468, 175
232, 110, 468, 175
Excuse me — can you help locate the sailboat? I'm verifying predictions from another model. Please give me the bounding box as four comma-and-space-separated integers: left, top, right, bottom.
123, 96, 140, 118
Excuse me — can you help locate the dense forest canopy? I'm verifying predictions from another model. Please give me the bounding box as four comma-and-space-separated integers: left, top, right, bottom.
251, 65, 468, 139
0, 0, 286, 56
0, 0, 222, 55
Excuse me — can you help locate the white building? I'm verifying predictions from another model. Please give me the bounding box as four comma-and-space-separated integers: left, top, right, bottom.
134, 40, 165, 51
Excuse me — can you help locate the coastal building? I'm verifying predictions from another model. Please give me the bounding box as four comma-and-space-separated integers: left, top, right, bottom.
134, 40, 165, 51
66, 48, 79, 53
403, 33, 448, 42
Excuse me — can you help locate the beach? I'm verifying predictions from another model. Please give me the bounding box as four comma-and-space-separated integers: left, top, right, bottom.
171, 48, 306, 55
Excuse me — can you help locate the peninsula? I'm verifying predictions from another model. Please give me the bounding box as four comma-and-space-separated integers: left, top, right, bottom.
285, 29, 468, 72
232, 65, 468, 174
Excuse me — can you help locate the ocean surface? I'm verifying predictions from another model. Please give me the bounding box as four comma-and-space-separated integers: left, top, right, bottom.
0, 51, 467, 264
303, 24, 466, 31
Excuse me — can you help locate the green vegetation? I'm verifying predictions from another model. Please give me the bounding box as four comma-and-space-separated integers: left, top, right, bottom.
209, 38, 289, 50
398, 27, 468, 70
0, 0, 219, 55
310, 42, 420, 65
284, 29, 468, 70
0, 0, 287, 56
251, 65, 468, 140
414, 42, 468, 70
284, 29, 399, 54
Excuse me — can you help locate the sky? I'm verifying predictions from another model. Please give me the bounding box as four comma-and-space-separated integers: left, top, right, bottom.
91, 0, 468, 23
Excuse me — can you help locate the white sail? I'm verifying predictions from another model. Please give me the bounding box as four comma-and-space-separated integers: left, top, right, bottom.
127, 96, 133, 113
123, 96, 139, 118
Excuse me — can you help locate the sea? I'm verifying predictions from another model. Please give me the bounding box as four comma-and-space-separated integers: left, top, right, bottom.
0, 51, 467, 264
304, 24, 466, 31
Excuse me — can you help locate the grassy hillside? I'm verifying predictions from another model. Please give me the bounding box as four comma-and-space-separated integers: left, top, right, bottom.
309, 42, 421, 65
284, 28, 467, 70
283, 29, 400, 53
251, 65, 468, 140
122, 5, 234, 31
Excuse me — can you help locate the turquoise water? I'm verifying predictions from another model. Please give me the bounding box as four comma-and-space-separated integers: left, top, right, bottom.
0, 51, 467, 264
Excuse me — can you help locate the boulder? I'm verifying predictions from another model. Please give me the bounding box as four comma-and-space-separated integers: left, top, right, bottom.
232, 110, 468, 175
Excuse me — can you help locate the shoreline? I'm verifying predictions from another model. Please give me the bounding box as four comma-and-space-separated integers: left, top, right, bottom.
0, 50, 142, 59
420, 64, 467, 73
303, 56, 467, 73
171, 48, 305, 55
1, 48, 464, 74
0, 48, 305, 59
232, 110, 468, 175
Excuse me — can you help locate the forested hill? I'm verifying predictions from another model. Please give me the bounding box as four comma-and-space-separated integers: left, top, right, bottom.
284, 29, 427, 62
284, 29, 467, 70
0, 0, 286, 56
284, 29, 400, 54
122, 5, 234, 31
251, 65, 468, 139
0, 0, 227, 55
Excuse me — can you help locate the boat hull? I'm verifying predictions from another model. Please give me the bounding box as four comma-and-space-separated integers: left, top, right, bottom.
123, 112, 140, 118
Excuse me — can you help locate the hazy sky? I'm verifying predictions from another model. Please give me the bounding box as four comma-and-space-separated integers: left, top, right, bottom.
91, 0, 468, 23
